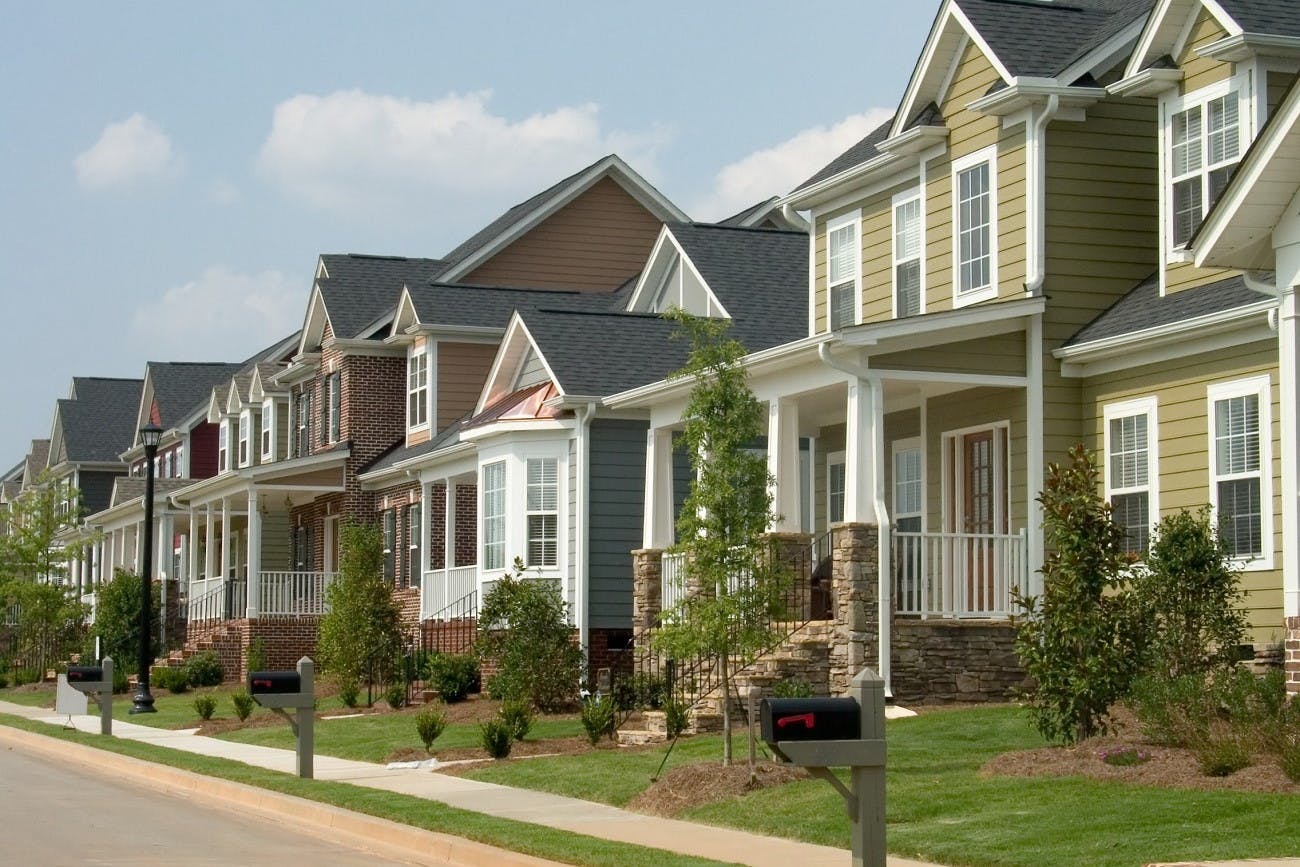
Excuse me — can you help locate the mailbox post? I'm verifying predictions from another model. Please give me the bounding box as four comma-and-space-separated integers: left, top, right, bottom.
760, 668, 886, 867
67, 657, 114, 736
249, 656, 315, 779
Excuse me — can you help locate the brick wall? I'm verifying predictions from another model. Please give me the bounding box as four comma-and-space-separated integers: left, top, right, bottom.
393, 586, 421, 633
455, 483, 476, 566
427, 482, 446, 567
244, 616, 322, 677
587, 628, 634, 685
1287, 616, 1300, 696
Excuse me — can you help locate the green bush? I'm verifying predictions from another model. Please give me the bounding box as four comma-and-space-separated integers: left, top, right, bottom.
1129, 673, 1209, 746
193, 694, 217, 721
613, 673, 666, 711
12, 668, 39, 687
416, 705, 448, 752
0, 673, 7, 689
185, 651, 224, 687
231, 690, 255, 722
246, 639, 268, 674
664, 699, 689, 739
92, 568, 161, 675
339, 679, 360, 708
580, 695, 617, 745
384, 683, 407, 709
112, 666, 128, 694
500, 700, 534, 741
771, 677, 814, 699
480, 719, 513, 759
426, 654, 479, 703
156, 667, 189, 694
1194, 725, 1252, 776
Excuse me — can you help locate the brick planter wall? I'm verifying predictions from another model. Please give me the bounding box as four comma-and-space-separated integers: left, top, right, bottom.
891, 618, 1025, 704
393, 586, 420, 634
243, 616, 322, 679
588, 628, 634, 686
1287, 616, 1300, 696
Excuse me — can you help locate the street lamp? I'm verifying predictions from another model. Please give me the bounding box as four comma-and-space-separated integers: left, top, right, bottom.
130, 422, 163, 714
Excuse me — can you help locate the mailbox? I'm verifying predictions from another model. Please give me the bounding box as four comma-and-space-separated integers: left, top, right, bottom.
67, 666, 105, 685
249, 671, 301, 695
761, 697, 860, 743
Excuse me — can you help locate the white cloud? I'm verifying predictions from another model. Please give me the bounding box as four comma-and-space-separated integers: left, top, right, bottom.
131, 267, 302, 359
691, 108, 896, 221
208, 180, 241, 205
74, 114, 183, 191
257, 89, 668, 216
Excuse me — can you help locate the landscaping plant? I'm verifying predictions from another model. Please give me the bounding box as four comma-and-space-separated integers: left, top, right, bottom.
91, 568, 160, 675
663, 699, 689, 739
185, 650, 224, 687
193, 693, 217, 721
338, 679, 360, 708
384, 682, 406, 709
231, 689, 255, 722
580, 695, 617, 745
499, 700, 534, 741
416, 705, 448, 752
425, 653, 478, 703
480, 719, 513, 759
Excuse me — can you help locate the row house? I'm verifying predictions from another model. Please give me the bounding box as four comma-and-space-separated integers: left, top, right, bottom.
609, 0, 1300, 701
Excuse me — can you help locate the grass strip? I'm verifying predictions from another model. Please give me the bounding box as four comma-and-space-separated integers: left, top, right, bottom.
0, 713, 736, 867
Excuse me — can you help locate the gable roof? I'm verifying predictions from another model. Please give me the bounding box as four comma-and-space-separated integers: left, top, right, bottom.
1217, 0, 1300, 37
56, 378, 144, 464
143, 362, 244, 430
790, 116, 898, 196
107, 476, 194, 509
434, 154, 689, 283
958, 0, 1153, 79
22, 440, 49, 486
312, 254, 447, 344
402, 280, 619, 332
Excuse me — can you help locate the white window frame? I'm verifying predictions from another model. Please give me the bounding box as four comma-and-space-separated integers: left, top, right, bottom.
481, 460, 506, 572
940, 420, 1010, 535
237, 410, 251, 468
525, 456, 559, 568
892, 437, 924, 532
826, 450, 846, 526
825, 211, 862, 332
218, 420, 230, 473
951, 146, 999, 307
176, 443, 186, 477
1160, 76, 1249, 261
892, 188, 925, 318
326, 372, 341, 444
260, 399, 274, 462
1103, 396, 1159, 557
1207, 375, 1273, 570
407, 348, 429, 431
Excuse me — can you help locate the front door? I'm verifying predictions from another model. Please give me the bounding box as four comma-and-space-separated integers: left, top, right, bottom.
323, 516, 339, 574
946, 427, 1008, 613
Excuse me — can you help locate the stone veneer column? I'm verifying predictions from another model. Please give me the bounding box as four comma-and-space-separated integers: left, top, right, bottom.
828, 522, 879, 695
1287, 616, 1300, 696
761, 531, 814, 620
631, 548, 663, 634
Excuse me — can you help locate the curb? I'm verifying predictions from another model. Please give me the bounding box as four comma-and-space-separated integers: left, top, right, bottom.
0, 723, 561, 867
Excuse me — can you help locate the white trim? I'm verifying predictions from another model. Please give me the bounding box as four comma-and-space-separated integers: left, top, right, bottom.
892, 186, 925, 318
891, 437, 924, 532
406, 344, 430, 432
1103, 396, 1160, 555
826, 450, 846, 526
825, 209, 863, 332
941, 420, 1011, 538
1207, 374, 1274, 571
951, 145, 999, 307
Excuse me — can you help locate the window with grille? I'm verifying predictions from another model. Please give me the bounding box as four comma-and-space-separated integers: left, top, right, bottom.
218, 421, 229, 472
827, 454, 846, 524
482, 461, 506, 570
827, 216, 858, 330
1105, 399, 1157, 556
407, 503, 420, 588
1169, 87, 1241, 247
526, 457, 558, 567
295, 391, 311, 458
955, 154, 993, 297
893, 445, 922, 533
261, 401, 273, 460
327, 372, 341, 444
238, 413, 250, 467
893, 193, 922, 317
382, 508, 396, 584
408, 350, 429, 430
1210, 378, 1269, 562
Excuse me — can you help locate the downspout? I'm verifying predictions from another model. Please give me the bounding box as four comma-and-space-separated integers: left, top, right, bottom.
574, 402, 597, 675
1024, 94, 1060, 297
817, 344, 892, 696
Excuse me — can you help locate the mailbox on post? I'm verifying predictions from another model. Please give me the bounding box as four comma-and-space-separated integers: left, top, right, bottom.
760, 669, 887, 867
66, 657, 114, 735
249, 657, 315, 778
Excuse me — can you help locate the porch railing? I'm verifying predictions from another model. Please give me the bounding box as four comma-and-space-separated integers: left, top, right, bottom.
183, 577, 247, 622
421, 565, 477, 621
3, 604, 20, 626
892, 528, 1027, 618
661, 552, 687, 613
258, 571, 335, 616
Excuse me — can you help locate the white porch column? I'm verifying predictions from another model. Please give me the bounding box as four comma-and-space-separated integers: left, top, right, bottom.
1278, 280, 1300, 619
158, 514, 173, 582
444, 479, 455, 570
220, 497, 231, 582
844, 378, 876, 524
1026, 313, 1045, 597
246, 487, 261, 619
188, 509, 199, 587
204, 503, 215, 581
107, 530, 116, 572
766, 399, 801, 531
91, 540, 101, 589
643, 427, 675, 549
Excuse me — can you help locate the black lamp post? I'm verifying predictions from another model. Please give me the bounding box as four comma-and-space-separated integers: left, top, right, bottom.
130, 422, 163, 714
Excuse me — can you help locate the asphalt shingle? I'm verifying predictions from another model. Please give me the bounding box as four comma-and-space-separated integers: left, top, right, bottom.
59, 378, 144, 463
317, 254, 447, 340
1065, 272, 1272, 347
146, 362, 244, 429
1217, 0, 1300, 38
957, 0, 1154, 79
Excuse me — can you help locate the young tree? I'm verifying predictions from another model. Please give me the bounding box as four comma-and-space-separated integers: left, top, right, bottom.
92, 567, 161, 674
651, 310, 783, 765
1013, 445, 1142, 744
316, 520, 404, 702
475, 557, 584, 712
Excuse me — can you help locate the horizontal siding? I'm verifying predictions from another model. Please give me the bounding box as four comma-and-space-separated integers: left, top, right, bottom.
463, 177, 663, 292
1081, 341, 1282, 636
873, 333, 1026, 377
588, 419, 648, 628
436, 342, 498, 432
925, 389, 1028, 538
1178, 10, 1231, 97
1270, 70, 1299, 117
862, 181, 922, 324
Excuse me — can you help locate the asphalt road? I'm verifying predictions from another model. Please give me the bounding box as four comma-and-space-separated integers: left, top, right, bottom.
0, 741, 421, 866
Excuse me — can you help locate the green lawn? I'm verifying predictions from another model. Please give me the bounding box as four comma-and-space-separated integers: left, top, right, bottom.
464, 706, 1300, 867
0, 712, 734, 867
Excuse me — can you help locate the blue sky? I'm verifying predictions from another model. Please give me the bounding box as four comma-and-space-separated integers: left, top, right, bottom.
0, 1, 935, 468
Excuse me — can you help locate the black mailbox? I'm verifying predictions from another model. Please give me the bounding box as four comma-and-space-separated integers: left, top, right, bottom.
67, 666, 104, 684
249, 671, 301, 695
761, 697, 860, 743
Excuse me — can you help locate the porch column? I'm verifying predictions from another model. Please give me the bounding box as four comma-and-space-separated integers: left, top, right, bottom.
1277, 235, 1300, 692
643, 427, 675, 549
188, 508, 199, 587
204, 503, 215, 581
843, 375, 891, 694
1026, 313, 1045, 596
220, 497, 231, 581
245, 487, 261, 619
158, 513, 173, 581
444, 479, 455, 570
419, 480, 432, 578
766, 399, 801, 532
106, 530, 115, 572
91, 539, 101, 589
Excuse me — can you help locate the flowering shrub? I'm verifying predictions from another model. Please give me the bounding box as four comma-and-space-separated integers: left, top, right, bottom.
1098, 746, 1150, 767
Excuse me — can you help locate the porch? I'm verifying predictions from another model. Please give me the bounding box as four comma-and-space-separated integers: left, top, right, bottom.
182, 570, 337, 623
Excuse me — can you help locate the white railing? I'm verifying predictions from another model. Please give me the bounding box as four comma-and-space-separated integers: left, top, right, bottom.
3, 604, 19, 626
80, 593, 97, 626
184, 577, 246, 622
421, 565, 478, 620
257, 571, 335, 616
892, 528, 1027, 618
661, 552, 687, 612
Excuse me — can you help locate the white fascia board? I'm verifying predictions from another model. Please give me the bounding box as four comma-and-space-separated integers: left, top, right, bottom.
205, 390, 224, 424
838, 296, 1046, 346
1199, 33, 1300, 63
168, 469, 254, 507
272, 356, 319, 387
320, 336, 405, 357
396, 324, 503, 342
627, 226, 676, 311
391, 286, 420, 335
967, 80, 1107, 117
1057, 17, 1149, 85
297, 286, 329, 356
1126, 0, 1242, 78
315, 256, 330, 280
779, 152, 907, 211
1108, 67, 1184, 98
876, 125, 949, 156
674, 235, 731, 319
357, 441, 478, 489
476, 314, 533, 415
458, 419, 574, 443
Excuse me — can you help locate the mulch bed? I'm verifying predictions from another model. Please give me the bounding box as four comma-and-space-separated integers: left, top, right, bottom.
627, 761, 810, 816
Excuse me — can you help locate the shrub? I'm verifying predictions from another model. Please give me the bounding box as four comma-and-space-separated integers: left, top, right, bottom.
475, 559, 583, 712
1194, 725, 1252, 776
426, 654, 479, 703
663, 700, 689, 739
384, 683, 407, 709
416, 705, 448, 752
92, 568, 160, 675
613, 673, 666, 711
580, 695, 617, 745
0, 673, 7, 689
12, 668, 36, 687
1012, 445, 1142, 744
480, 719, 513, 759
500, 700, 534, 741
1130, 673, 1209, 746
193, 694, 217, 721
339, 679, 360, 709
231, 690, 255, 722
1098, 747, 1150, 767
112, 666, 128, 694
185, 651, 224, 688
246, 639, 268, 674
317, 521, 403, 695
771, 677, 814, 699
158, 667, 189, 694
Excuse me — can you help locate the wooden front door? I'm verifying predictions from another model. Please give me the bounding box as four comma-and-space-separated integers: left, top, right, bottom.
962, 430, 1001, 611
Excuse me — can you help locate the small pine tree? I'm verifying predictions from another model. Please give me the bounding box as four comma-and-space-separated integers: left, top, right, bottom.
1012, 445, 1142, 744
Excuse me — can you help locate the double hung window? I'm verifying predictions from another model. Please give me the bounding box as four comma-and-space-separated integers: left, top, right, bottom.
893, 192, 923, 317
1209, 378, 1270, 564
218, 422, 230, 472
953, 147, 997, 303
1169, 85, 1242, 248
525, 458, 558, 567
326, 373, 341, 444
408, 351, 429, 430
827, 453, 846, 525
1104, 398, 1158, 556
295, 391, 311, 458
482, 461, 506, 570
382, 509, 396, 584
827, 214, 859, 330
407, 504, 421, 587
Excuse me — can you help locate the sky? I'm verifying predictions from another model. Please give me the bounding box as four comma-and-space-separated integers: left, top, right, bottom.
0, 1, 936, 469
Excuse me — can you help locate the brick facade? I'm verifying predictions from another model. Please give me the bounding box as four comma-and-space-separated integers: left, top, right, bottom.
244, 616, 322, 676
1287, 616, 1300, 696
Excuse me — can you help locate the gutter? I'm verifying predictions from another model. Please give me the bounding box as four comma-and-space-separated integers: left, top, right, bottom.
574, 401, 597, 672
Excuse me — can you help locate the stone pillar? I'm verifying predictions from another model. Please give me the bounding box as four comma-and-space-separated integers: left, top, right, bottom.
829, 522, 879, 695
1287, 616, 1300, 696
632, 548, 664, 634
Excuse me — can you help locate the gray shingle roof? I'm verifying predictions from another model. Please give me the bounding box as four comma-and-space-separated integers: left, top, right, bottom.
511, 310, 690, 397
791, 116, 897, 194
1217, 0, 1300, 38
108, 477, 194, 508
719, 199, 780, 227
317, 254, 447, 340
406, 280, 620, 331
1065, 272, 1272, 347
957, 0, 1154, 78
146, 362, 244, 429
59, 378, 144, 463
24, 440, 49, 482
358, 416, 470, 476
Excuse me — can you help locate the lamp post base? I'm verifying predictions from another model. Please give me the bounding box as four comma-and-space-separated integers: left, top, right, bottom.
129, 688, 157, 714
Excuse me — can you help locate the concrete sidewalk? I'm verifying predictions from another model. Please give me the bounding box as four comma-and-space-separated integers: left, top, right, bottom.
0, 699, 935, 867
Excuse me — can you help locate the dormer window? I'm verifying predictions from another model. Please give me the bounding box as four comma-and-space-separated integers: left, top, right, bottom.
827, 212, 860, 331
218, 421, 230, 472
261, 400, 273, 461
407, 350, 429, 430
238, 412, 251, 467
893, 190, 923, 317
1168, 83, 1243, 249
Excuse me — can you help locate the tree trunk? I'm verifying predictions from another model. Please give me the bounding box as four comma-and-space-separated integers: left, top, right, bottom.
721, 651, 732, 766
